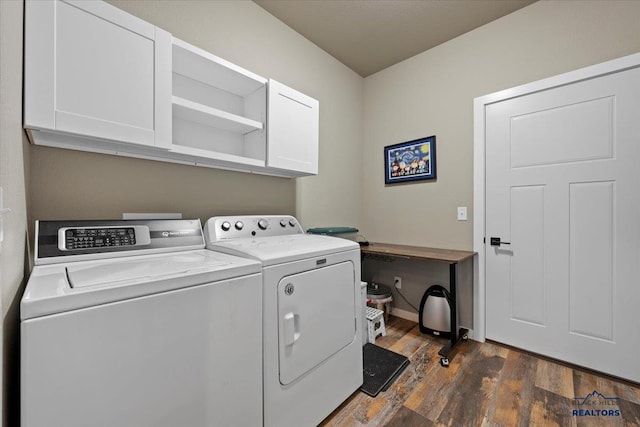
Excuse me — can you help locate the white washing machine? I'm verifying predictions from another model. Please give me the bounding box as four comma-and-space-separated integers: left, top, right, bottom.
204, 215, 363, 427
21, 219, 263, 427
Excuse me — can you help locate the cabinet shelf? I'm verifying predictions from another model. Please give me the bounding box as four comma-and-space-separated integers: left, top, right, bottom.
170, 37, 267, 169
172, 38, 266, 97
172, 96, 263, 134
170, 144, 264, 167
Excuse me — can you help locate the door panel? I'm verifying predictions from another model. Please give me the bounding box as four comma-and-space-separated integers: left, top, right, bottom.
510, 96, 614, 168
510, 185, 545, 326
267, 79, 319, 174
569, 181, 614, 341
277, 262, 355, 385
485, 66, 640, 382
56, 1, 154, 133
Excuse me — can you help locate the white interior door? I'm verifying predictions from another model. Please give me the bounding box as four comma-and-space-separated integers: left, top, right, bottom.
485, 66, 640, 382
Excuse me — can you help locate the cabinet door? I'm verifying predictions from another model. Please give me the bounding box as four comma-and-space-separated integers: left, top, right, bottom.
267, 79, 319, 175
24, 0, 171, 149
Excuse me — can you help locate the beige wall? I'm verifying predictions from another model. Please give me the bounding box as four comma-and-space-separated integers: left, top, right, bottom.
361, 0, 640, 250
360, 0, 640, 331
29, 0, 363, 232
0, 1, 30, 425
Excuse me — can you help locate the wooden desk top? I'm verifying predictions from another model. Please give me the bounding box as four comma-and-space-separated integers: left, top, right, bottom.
360, 242, 475, 264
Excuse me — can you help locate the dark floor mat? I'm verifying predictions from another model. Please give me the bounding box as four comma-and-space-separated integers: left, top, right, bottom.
360, 343, 410, 397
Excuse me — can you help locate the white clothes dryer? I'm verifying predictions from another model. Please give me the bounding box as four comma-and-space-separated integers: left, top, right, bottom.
21, 219, 263, 427
204, 215, 363, 427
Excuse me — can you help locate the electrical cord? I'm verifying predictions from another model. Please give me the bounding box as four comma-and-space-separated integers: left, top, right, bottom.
393, 279, 419, 312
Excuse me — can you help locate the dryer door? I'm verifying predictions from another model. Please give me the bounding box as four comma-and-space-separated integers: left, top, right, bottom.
277, 261, 356, 385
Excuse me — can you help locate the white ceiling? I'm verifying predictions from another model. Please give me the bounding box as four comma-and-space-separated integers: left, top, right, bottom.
254, 0, 537, 77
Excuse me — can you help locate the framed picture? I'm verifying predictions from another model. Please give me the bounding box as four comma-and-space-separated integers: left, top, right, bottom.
384, 135, 436, 184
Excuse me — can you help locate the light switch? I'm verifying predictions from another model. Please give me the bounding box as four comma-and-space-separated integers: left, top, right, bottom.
457, 206, 467, 221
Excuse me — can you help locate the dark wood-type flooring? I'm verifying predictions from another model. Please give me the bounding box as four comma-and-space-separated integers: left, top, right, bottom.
320, 316, 640, 427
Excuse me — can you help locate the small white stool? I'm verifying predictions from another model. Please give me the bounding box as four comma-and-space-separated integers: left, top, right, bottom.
366, 306, 387, 343
371, 295, 393, 323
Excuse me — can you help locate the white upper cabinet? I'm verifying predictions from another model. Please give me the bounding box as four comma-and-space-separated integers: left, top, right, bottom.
24, 0, 172, 149
23, 0, 319, 177
267, 80, 319, 175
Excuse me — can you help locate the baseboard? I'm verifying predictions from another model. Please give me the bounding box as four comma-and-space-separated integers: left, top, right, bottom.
389, 307, 477, 342
390, 307, 418, 323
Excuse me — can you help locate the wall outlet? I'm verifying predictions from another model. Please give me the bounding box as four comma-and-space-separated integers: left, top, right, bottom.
457, 206, 468, 221
394, 276, 402, 289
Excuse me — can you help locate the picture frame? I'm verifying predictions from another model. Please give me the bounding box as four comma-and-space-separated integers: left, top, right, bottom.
384, 135, 436, 184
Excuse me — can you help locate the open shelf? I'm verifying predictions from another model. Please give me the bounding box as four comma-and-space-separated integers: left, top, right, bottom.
170, 144, 264, 167
172, 38, 266, 97
172, 96, 263, 134
170, 37, 267, 170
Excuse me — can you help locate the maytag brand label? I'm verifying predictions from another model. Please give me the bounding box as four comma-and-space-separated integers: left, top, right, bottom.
153, 229, 201, 238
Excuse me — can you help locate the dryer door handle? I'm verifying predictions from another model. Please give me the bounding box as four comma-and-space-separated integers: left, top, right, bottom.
283, 312, 301, 346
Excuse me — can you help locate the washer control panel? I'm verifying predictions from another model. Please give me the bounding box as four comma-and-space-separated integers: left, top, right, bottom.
35, 219, 205, 265
205, 215, 304, 242
58, 226, 151, 250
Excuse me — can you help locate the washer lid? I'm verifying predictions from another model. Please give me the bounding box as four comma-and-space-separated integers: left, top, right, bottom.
208, 234, 359, 266
21, 250, 261, 320
67, 252, 229, 289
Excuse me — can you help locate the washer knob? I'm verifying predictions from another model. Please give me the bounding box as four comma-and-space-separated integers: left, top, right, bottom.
289, 219, 296, 227
258, 219, 268, 230
280, 219, 287, 227
221, 221, 231, 232
235, 221, 244, 231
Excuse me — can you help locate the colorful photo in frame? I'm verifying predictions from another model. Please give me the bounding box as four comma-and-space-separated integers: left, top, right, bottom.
384, 135, 436, 184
